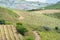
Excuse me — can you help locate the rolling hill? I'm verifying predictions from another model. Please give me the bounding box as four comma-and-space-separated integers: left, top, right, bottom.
45, 1, 60, 9
13, 10, 60, 28
13, 10, 60, 40
0, 7, 19, 24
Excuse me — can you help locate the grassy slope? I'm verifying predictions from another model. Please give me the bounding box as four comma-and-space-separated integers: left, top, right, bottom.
44, 12, 60, 19
13, 10, 60, 40
13, 10, 60, 28
0, 7, 19, 24
38, 30, 60, 40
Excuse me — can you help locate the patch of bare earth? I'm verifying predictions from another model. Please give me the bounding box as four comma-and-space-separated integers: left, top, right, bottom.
33, 10, 60, 14
19, 16, 24, 20
13, 10, 24, 20
33, 31, 40, 40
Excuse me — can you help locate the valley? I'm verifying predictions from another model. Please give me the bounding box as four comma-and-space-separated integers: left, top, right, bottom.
0, 0, 60, 40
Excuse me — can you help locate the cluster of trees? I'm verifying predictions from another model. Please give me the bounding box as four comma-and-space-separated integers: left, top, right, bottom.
16, 23, 28, 35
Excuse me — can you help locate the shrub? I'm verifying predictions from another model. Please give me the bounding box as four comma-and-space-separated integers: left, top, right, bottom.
0, 19, 5, 24
24, 36, 34, 40
55, 26, 60, 33
55, 26, 58, 30
16, 23, 28, 35
16, 23, 22, 25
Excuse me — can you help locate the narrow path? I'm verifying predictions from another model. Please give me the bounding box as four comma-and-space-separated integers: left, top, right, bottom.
33, 31, 40, 40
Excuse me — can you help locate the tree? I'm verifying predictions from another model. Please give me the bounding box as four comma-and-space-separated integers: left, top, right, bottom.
16, 23, 28, 35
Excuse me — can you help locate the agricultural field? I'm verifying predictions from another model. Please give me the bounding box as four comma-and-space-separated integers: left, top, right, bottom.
0, 25, 21, 40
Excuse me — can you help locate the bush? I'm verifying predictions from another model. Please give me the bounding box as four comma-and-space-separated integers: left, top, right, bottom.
55, 26, 60, 33
55, 26, 58, 30
16, 23, 22, 25
16, 23, 28, 35
0, 19, 5, 24
24, 36, 34, 40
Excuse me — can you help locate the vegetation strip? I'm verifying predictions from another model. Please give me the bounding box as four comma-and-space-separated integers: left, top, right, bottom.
4, 25, 11, 40
7, 25, 15, 40
0, 25, 6, 40
11, 25, 20, 40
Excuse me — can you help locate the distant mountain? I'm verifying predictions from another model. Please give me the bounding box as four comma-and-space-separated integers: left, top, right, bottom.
0, 0, 48, 10
45, 1, 60, 9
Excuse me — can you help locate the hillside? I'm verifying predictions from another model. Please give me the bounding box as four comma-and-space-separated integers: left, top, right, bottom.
44, 12, 60, 19
13, 10, 60, 28
0, 6, 60, 40
45, 1, 60, 9
13, 10, 60, 40
0, 7, 19, 24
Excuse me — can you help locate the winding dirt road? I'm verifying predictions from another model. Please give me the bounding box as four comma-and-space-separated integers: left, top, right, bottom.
33, 31, 40, 40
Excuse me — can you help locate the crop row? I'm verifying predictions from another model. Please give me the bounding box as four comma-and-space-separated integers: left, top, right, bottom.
0, 25, 21, 40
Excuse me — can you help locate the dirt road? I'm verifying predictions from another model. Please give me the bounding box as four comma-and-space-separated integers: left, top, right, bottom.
33, 31, 40, 40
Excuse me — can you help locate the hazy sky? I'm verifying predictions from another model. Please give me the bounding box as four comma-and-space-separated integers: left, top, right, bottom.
26, 0, 60, 3
26, 0, 46, 2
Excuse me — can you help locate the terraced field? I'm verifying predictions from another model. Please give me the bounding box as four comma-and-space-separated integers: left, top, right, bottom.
0, 25, 21, 40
